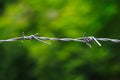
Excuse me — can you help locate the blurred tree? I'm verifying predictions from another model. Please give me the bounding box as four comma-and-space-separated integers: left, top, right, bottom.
0, 0, 120, 80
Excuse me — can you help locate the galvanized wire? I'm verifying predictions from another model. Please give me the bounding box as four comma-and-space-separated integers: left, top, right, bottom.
0, 33, 120, 48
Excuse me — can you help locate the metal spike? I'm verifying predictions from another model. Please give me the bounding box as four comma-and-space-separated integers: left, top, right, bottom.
32, 35, 51, 45
92, 37, 102, 46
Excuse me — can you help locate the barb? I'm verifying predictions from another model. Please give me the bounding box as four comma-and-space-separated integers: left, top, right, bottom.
0, 33, 120, 47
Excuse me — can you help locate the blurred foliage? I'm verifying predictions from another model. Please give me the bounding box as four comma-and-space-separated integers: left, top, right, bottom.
0, 0, 120, 80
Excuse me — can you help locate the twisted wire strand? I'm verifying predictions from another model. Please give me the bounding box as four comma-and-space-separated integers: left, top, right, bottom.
96, 38, 120, 43
0, 33, 119, 48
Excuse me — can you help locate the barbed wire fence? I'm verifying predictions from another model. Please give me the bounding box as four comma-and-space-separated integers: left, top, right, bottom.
0, 32, 120, 48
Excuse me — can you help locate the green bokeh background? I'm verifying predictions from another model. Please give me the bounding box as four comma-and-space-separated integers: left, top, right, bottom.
0, 0, 120, 80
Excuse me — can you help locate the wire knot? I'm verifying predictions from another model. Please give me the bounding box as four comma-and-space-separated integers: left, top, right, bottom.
83, 36, 102, 48
29, 33, 51, 45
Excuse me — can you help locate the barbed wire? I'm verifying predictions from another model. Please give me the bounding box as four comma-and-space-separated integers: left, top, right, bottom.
0, 32, 120, 48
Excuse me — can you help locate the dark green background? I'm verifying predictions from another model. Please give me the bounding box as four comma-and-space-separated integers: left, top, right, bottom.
0, 0, 120, 80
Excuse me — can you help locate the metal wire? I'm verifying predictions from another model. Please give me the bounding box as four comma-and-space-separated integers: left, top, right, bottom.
0, 33, 120, 48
